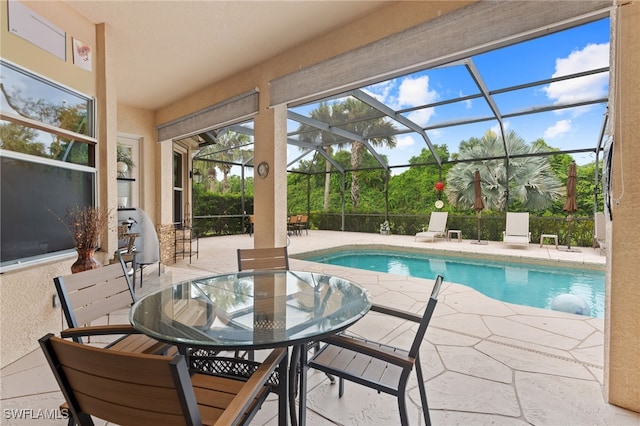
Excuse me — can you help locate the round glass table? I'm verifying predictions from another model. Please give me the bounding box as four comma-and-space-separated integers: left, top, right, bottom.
130, 269, 371, 426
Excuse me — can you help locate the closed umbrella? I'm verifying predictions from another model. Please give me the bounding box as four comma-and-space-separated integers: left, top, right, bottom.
471, 170, 487, 245
563, 161, 578, 250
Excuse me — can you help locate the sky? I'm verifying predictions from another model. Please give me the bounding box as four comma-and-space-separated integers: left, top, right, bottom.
286, 17, 611, 172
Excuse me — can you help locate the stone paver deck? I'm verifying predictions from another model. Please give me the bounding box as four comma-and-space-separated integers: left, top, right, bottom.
3, 231, 638, 425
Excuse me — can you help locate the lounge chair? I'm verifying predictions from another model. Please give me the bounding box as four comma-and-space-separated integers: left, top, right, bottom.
503, 212, 531, 247
415, 211, 448, 242
594, 212, 607, 254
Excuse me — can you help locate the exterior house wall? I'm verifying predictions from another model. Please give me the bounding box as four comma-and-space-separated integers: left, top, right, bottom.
0, 1, 105, 366
606, 0, 640, 412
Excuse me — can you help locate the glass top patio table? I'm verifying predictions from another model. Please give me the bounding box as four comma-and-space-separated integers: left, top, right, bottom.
130, 270, 371, 351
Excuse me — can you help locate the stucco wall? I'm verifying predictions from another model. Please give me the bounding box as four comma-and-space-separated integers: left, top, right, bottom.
0, 0, 100, 366
0, 251, 110, 366
0, 0, 95, 98
606, 0, 640, 412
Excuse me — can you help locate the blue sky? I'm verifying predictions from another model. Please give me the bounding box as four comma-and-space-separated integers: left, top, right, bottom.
286, 17, 610, 171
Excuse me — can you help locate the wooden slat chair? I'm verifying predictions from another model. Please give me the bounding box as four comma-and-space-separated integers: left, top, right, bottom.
236, 245, 330, 422
53, 262, 170, 354
287, 216, 299, 236
234, 246, 290, 362
237, 247, 289, 271
39, 328, 287, 426
296, 215, 309, 235
308, 275, 443, 426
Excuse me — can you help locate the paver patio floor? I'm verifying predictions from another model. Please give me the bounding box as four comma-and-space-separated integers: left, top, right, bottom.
3, 231, 638, 425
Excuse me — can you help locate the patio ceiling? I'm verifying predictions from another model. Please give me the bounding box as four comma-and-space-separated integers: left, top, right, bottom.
191, 18, 610, 175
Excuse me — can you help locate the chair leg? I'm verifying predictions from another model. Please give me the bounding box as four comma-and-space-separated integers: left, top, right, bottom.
338, 377, 344, 398
398, 391, 410, 426
415, 358, 431, 426
398, 374, 411, 426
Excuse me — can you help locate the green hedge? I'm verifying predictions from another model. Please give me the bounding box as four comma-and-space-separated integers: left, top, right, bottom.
192, 190, 596, 247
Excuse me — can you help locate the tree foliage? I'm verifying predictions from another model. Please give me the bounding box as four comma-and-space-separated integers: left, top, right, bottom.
445, 130, 565, 212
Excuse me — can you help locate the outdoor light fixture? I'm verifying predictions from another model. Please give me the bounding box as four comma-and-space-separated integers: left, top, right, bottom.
191, 168, 203, 184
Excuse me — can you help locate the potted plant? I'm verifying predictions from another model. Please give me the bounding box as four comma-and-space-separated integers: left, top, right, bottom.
60, 205, 111, 273
380, 220, 390, 235
117, 144, 135, 177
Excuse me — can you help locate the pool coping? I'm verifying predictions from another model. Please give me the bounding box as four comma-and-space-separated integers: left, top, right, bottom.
292, 243, 606, 271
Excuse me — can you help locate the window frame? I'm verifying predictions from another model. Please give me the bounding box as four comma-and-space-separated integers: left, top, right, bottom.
0, 61, 96, 272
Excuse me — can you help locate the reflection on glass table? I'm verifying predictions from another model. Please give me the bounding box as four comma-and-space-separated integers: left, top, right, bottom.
130, 270, 371, 426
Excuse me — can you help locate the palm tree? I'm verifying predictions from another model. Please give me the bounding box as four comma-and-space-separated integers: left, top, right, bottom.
334, 98, 397, 209
295, 102, 343, 211
197, 131, 250, 193
296, 98, 397, 209
445, 130, 564, 211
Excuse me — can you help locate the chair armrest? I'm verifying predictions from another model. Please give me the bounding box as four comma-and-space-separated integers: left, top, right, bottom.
60, 324, 139, 339
214, 347, 287, 426
370, 304, 422, 323
321, 334, 414, 369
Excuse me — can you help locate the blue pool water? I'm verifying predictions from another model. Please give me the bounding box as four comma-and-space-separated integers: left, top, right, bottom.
306, 250, 605, 318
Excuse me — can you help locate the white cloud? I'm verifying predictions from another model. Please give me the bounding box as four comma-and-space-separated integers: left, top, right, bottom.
428, 129, 443, 141
544, 119, 572, 139
397, 75, 438, 107
460, 91, 472, 109
543, 43, 609, 110
396, 134, 416, 148
406, 108, 435, 127
490, 121, 510, 135
362, 80, 395, 104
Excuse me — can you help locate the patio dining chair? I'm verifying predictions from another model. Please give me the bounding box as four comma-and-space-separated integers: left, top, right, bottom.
39, 327, 287, 426
296, 215, 309, 235
237, 247, 290, 271
308, 275, 443, 426
53, 262, 171, 355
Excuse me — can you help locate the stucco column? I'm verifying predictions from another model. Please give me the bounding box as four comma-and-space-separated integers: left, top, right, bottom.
605, 0, 640, 412
96, 22, 118, 261
253, 102, 288, 248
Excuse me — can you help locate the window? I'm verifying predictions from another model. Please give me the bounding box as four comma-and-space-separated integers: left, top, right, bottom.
173, 150, 184, 225
0, 60, 96, 270
116, 135, 140, 209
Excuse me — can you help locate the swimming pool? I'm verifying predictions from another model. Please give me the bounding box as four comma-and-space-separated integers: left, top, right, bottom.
305, 249, 605, 318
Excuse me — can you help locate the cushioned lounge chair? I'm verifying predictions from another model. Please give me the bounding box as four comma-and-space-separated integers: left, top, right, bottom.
415, 212, 448, 242
502, 212, 531, 247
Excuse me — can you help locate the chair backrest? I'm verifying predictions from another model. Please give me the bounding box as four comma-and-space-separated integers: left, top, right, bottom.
237, 247, 289, 271
408, 274, 443, 358
54, 263, 136, 343
427, 212, 448, 232
594, 212, 606, 241
39, 333, 200, 426
505, 212, 529, 236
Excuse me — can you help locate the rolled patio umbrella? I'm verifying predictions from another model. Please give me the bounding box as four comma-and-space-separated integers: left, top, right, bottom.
472, 170, 486, 244
563, 161, 578, 249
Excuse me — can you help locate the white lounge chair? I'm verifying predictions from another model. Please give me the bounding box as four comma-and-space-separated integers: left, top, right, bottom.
503, 212, 531, 248
415, 212, 448, 242
594, 212, 606, 254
